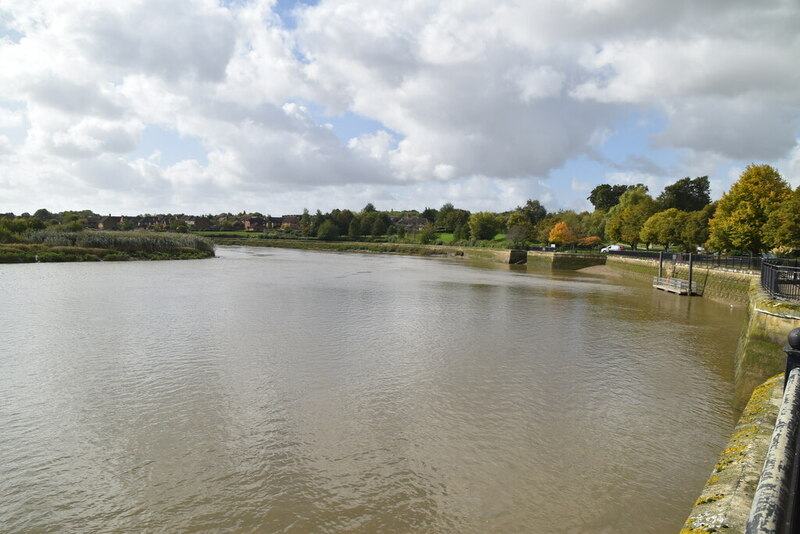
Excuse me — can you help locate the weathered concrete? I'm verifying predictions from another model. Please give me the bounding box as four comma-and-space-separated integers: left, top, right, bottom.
526, 251, 606, 270
681, 374, 783, 534
734, 281, 800, 408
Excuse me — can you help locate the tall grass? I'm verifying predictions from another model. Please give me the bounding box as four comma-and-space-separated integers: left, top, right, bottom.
27, 230, 215, 254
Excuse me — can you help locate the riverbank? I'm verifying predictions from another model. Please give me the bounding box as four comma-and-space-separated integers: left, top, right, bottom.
0, 231, 215, 263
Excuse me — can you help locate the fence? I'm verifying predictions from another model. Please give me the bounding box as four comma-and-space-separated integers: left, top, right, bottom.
607, 249, 765, 271
761, 260, 800, 302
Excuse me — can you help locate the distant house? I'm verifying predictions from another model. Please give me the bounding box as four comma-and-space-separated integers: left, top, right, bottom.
281, 215, 301, 229
98, 216, 121, 230
243, 216, 266, 232
393, 216, 428, 231
186, 217, 212, 231
265, 216, 282, 229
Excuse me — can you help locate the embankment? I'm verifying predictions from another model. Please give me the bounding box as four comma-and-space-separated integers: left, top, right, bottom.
527, 251, 607, 270
734, 282, 800, 407
604, 255, 754, 305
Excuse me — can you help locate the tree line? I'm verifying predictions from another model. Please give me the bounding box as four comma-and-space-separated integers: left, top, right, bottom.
2, 164, 797, 255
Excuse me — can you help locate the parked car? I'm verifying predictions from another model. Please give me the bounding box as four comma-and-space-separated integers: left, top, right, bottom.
600, 245, 625, 253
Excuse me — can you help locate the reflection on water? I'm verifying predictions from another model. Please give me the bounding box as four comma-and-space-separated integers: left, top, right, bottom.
0, 247, 744, 533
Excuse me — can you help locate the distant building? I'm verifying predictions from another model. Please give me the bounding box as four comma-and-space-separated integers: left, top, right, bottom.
281, 215, 301, 229
393, 215, 428, 231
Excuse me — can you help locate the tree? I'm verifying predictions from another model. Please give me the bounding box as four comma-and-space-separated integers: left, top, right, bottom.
639, 208, 687, 249
418, 223, 438, 244
468, 212, 502, 240
317, 220, 339, 241
505, 212, 536, 243
518, 199, 547, 226
371, 213, 389, 236
707, 164, 791, 253
348, 218, 361, 239
762, 187, 800, 252
681, 205, 715, 251
453, 223, 470, 241
588, 184, 643, 211
299, 209, 311, 236
657, 176, 711, 212
362, 203, 376, 213
605, 187, 658, 249
548, 221, 577, 245
421, 207, 438, 223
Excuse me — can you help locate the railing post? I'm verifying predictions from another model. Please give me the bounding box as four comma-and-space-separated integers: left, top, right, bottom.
786, 329, 800, 390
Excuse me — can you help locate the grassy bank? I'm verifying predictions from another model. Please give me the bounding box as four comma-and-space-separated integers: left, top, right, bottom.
0, 231, 215, 263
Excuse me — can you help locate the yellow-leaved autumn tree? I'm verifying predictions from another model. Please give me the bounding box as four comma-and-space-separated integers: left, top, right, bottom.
548, 221, 577, 245
707, 164, 791, 253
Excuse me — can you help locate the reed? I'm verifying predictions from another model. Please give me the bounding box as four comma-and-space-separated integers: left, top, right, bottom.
27, 230, 215, 255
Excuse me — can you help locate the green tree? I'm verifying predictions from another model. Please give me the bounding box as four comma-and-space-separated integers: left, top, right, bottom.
299, 209, 311, 236
518, 199, 547, 226
605, 187, 658, 249
348, 218, 361, 239
418, 223, 438, 244
468, 212, 502, 240
362, 203, 376, 213
317, 220, 339, 241
588, 184, 642, 211
421, 207, 438, 223
707, 164, 791, 253
505, 211, 536, 243
371, 213, 389, 236
453, 223, 470, 241
762, 186, 800, 251
681, 205, 715, 251
639, 208, 687, 249
657, 176, 710, 212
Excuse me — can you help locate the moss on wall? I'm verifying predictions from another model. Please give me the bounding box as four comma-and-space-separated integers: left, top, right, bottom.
734, 281, 800, 407
605, 256, 755, 305
526, 251, 606, 270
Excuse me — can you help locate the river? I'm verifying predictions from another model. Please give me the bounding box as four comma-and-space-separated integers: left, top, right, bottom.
0, 246, 744, 533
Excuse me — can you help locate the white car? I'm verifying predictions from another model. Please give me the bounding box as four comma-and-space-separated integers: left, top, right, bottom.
600, 245, 625, 252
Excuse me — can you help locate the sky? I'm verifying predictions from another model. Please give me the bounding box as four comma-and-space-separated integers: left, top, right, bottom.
0, 0, 799, 216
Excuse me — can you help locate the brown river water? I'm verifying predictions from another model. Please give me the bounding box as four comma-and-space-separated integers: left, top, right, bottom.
0, 246, 745, 533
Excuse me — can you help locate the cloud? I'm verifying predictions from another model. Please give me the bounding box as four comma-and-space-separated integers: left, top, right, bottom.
0, 0, 797, 215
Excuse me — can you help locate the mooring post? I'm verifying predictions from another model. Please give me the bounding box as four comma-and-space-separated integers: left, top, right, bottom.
658, 251, 663, 279
688, 253, 693, 295
785, 328, 800, 390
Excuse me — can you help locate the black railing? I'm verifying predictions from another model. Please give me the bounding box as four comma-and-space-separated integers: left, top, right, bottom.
747, 329, 800, 533
761, 260, 800, 302
607, 250, 765, 271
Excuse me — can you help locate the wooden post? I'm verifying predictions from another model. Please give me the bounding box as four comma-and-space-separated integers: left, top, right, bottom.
659, 251, 663, 279
688, 253, 694, 296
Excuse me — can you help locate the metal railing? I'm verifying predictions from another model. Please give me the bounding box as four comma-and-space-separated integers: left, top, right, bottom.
747, 328, 800, 533
652, 276, 697, 294
607, 249, 765, 271
761, 260, 800, 302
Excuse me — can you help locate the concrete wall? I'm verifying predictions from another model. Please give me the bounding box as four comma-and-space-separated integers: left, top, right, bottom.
734, 281, 800, 408
527, 251, 607, 270
605, 256, 755, 305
